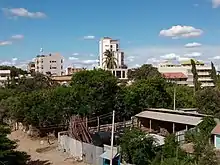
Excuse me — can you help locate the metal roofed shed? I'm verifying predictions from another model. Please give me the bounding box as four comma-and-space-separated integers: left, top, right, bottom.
136, 109, 203, 126
135, 108, 206, 135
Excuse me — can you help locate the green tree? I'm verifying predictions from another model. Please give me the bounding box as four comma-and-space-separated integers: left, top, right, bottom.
210, 62, 217, 85
127, 64, 161, 81
123, 77, 172, 116
120, 128, 158, 165
71, 69, 119, 117
191, 59, 200, 93
166, 85, 195, 109
103, 50, 117, 69
0, 125, 30, 165
16, 73, 57, 92
195, 88, 220, 117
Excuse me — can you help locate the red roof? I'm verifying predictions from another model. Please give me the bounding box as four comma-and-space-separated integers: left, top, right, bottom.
162, 72, 187, 79
212, 124, 220, 135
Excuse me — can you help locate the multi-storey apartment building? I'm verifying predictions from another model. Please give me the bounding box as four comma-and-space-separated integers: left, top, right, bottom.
35, 53, 64, 76
157, 59, 214, 87
99, 37, 127, 79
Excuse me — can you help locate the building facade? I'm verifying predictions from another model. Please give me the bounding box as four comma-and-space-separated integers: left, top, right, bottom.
157, 60, 214, 87
65, 67, 84, 75
0, 70, 10, 86
34, 53, 64, 76
27, 62, 35, 73
99, 37, 127, 79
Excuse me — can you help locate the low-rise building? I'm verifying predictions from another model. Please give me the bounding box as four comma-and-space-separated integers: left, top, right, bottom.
157, 59, 215, 87
0, 70, 10, 86
65, 67, 84, 75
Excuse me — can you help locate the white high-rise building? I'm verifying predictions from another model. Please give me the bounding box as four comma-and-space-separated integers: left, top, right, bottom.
99, 37, 125, 69
99, 37, 127, 79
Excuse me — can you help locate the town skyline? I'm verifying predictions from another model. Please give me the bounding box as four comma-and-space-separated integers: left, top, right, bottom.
0, 0, 220, 70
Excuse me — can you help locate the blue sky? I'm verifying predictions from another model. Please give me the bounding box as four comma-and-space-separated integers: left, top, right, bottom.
0, 0, 220, 69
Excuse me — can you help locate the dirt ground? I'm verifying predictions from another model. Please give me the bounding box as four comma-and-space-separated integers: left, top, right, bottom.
8, 130, 86, 165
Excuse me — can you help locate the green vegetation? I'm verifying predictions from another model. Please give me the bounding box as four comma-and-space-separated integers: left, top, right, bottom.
0, 64, 220, 164
103, 50, 117, 69
0, 124, 30, 165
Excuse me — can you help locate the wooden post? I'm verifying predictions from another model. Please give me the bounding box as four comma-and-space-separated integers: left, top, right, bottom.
86, 117, 88, 128
150, 119, 152, 133
97, 116, 100, 132
173, 123, 175, 133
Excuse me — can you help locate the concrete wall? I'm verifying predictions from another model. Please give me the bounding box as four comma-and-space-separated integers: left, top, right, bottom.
58, 131, 104, 164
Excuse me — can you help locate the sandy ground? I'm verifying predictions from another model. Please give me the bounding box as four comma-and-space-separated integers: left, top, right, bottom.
8, 130, 85, 165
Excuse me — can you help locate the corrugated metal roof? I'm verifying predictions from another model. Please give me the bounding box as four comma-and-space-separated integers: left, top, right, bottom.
135, 110, 203, 126
212, 124, 220, 135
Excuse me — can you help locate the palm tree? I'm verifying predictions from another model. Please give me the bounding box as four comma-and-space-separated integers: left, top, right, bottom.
103, 50, 117, 69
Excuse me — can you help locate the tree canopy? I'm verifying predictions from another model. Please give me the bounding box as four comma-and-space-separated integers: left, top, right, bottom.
127, 64, 161, 80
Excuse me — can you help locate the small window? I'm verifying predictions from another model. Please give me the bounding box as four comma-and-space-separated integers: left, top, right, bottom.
116, 71, 121, 78
61, 65, 63, 70
61, 59, 63, 63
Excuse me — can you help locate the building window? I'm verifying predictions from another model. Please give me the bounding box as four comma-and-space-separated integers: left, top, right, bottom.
116, 71, 121, 78
122, 71, 125, 78
52, 67, 57, 69
61, 65, 63, 70
61, 59, 63, 63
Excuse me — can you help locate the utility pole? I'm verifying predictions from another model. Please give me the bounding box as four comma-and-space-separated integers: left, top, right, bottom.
174, 85, 176, 110
110, 110, 115, 165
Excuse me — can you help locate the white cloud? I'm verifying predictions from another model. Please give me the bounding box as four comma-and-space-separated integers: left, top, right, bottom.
12, 58, 18, 61
211, 56, 220, 60
69, 57, 79, 60
0, 41, 12, 46
11, 34, 24, 40
127, 56, 135, 62
184, 52, 202, 57
72, 53, 79, 56
83, 35, 95, 40
159, 25, 203, 39
212, 0, 220, 8
193, 4, 199, 7
161, 53, 179, 60
80, 59, 98, 65
2, 8, 46, 19
185, 42, 202, 48
0, 61, 13, 65
125, 45, 220, 70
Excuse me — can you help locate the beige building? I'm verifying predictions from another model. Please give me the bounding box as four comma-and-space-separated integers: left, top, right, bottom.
65, 67, 84, 75
157, 59, 214, 87
35, 53, 64, 76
